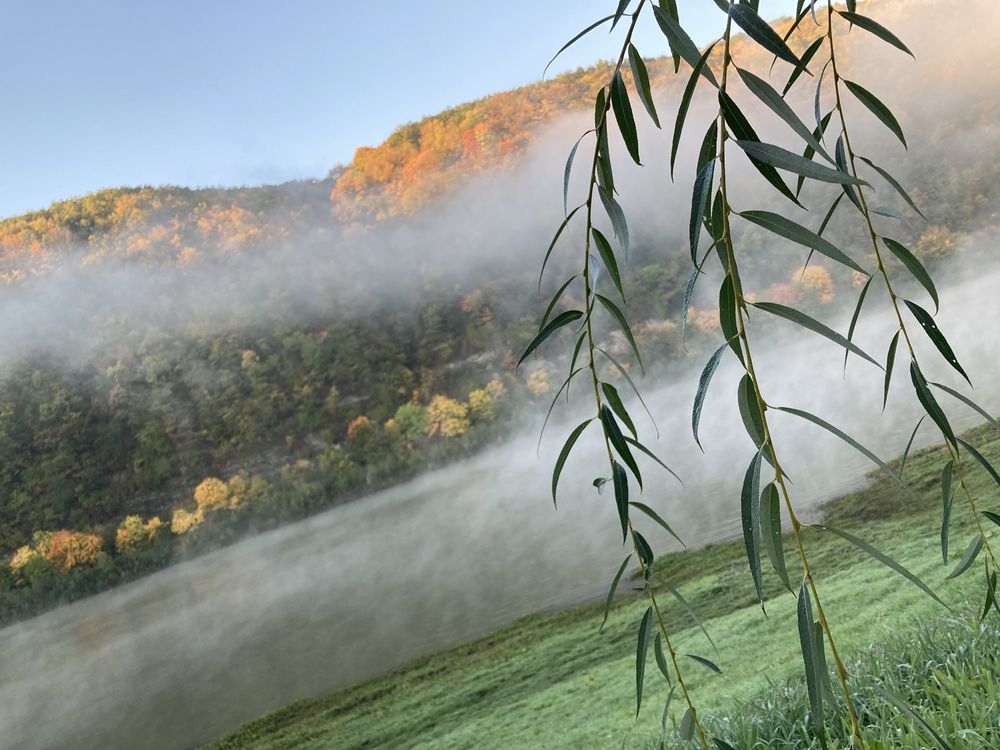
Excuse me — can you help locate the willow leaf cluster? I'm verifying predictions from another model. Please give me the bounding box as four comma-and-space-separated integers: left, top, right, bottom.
521, 2, 998, 749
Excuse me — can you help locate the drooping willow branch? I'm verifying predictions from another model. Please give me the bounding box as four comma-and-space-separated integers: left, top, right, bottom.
820, 0, 1000, 596
523, 1, 711, 746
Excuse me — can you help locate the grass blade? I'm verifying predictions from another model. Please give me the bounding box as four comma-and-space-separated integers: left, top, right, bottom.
600, 554, 632, 631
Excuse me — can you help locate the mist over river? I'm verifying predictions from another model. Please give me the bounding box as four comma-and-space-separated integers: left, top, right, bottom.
2, 264, 999, 750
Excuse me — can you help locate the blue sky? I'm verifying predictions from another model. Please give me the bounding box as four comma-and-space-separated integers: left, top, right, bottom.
0, 1, 787, 218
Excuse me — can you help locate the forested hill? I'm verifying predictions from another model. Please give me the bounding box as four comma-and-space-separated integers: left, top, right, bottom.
1, 0, 998, 622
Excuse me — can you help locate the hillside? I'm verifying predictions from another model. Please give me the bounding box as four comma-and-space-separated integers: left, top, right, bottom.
1, 0, 999, 624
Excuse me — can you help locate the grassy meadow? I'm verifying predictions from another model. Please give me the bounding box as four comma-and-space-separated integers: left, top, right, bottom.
208, 423, 1000, 749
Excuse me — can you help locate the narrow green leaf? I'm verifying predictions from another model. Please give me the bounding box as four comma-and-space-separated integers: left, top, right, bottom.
592, 229, 625, 302
797, 582, 826, 745
658, 577, 717, 655
713, 740, 737, 750
679, 707, 695, 741
610, 71, 640, 165
981, 562, 997, 624
611, 0, 630, 30
685, 653, 722, 675
858, 156, 926, 219
814, 61, 830, 134
729, 4, 800, 66
662, 683, 677, 735
883, 331, 900, 411
596, 122, 615, 193
661, 0, 681, 71
983, 511, 1000, 530
594, 87, 607, 130
737, 374, 766, 453
742, 448, 765, 609
628, 45, 660, 128
736, 140, 864, 188
737, 68, 832, 162
759, 482, 790, 590
601, 382, 636, 438
597, 347, 658, 437
947, 534, 984, 579
596, 293, 644, 373
652, 5, 718, 86
815, 524, 947, 606
538, 204, 583, 290
544, 15, 616, 77
838, 11, 913, 57
899, 415, 924, 479
719, 91, 800, 206
613, 461, 630, 544
740, 210, 867, 274
844, 79, 907, 148
835, 135, 863, 213
872, 686, 953, 750
843, 275, 873, 373
671, 43, 717, 179
931, 382, 1000, 429
623, 436, 683, 486
941, 460, 954, 564
783, 36, 823, 96
636, 606, 653, 715
536, 366, 586, 453
871, 205, 908, 221
552, 419, 592, 507
777, 406, 894, 477
633, 529, 654, 578
519, 310, 584, 366
882, 238, 938, 312
653, 633, 672, 682
904, 300, 970, 384
958, 438, 1000, 487
813, 622, 835, 704
632, 502, 685, 548
719, 275, 743, 364
597, 186, 629, 260
692, 341, 730, 450
690, 159, 716, 263
600, 554, 632, 631
539, 275, 579, 331
751, 302, 880, 366
562, 132, 590, 215
911, 362, 956, 449
603, 405, 643, 489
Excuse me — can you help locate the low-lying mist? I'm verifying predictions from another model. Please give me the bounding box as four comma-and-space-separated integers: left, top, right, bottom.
2, 2, 1000, 748
1, 256, 999, 750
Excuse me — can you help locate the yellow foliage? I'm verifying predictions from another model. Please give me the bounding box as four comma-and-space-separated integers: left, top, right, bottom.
526, 370, 552, 397
115, 515, 163, 553
9, 545, 39, 577
170, 508, 203, 535
40, 530, 106, 573
468, 388, 494, 422
193, 477, 230, 513
425, 395, 470, 437
485, 376, 507, 400
796, 265, 835, 303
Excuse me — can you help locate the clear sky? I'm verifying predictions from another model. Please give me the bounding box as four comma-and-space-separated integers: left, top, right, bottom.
0, 1, 788, 219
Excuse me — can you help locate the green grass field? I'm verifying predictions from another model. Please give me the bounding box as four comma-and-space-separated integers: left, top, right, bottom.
208, 424, 1000, 749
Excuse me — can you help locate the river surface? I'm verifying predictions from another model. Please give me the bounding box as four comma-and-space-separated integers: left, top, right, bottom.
1, 268, 999, 750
